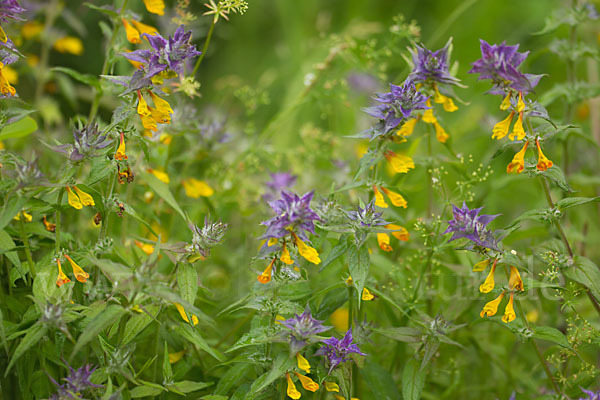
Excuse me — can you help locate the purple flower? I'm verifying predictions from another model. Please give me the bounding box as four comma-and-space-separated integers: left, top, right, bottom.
0, 0, 25, 23
580, 389, 600, 400
280, 306, 330, 353
408, 39, 459, 85
53, 123, 112, 162
49, 363, 102, 399
316, 329, 366, 373
469, 39, 542, 94
444, 202, 500, 250
261, 191, 320, 241
263, 172, 297, 202
363, 81, 430, 133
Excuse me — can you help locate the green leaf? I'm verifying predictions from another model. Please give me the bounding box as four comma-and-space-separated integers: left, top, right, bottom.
402, 358, 426, 400
163, 341, 173, 383
89, 257, 134, 283
175, 324, 223, 361
51, 67, 101, 90
71, 304, 125, 358
200, 395, 228, 400
178, 263, 198, 306
247, 353, 294, 399
373, 327, 422, 343
348, 243, 370, 305
129, 385, 163, 398
0, 196, 25, 231
214, 363, 252, 395
556, 196, 600, 211
168, 381, 213, 394
361, 360, 401, 400
533, 326, 572, 349
5, 323, 47, 376
563, 256, 600, 302
540, 167, 573, 193
505, 209, 548, 229
320, 235, 349, 272
83, 2, 119, 18
0, 229, 26, 284
0, 116, 37, 140
139, 170, 187, 221
121, 305, 160, 346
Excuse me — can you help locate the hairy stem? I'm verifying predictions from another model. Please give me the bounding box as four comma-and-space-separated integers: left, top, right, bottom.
192, 18, 216, 76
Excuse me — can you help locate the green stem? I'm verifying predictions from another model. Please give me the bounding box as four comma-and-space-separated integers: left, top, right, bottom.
427, 123, 434, 217
55, 189, 64, 253
192, 19, 216, 76
347, 286, 353, 331
18, 217, 35, 284
34, 0, 61, 104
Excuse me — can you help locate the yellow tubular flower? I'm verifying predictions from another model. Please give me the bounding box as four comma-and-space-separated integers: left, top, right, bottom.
373, 186, 388, 208
56, 259, 71, 287
286, 373, 301, 400
280, 242, 294, 265
480, 291, 505, 318
115, 132, 128, 161
14, 210, 32, 222
0, 62, 16, 96
508, 266, 524, 291
73, 186, 95, 206
64, 255, 89, 283
508, 112, 526, 141
296, 353, 311, 373
502, 292, 516, 323
384, 150, 415, 174
397, 118, 417, 136
516, 92, 525, 113
380, 187, 407, 208
362, 287, 374, 301
53, 36, 83, 55
134, 240, 155, 255
66, 186, 83, 210
377, 233, 392, 252
130, 20, 159, 36
422, 99, 437, 123
443, 97, 458, 112
385, 224, 409, 241
21, 21, 43, 39
143, 0, 165, 15
535, 139, 553, 171
148, 168, 170, 184
148, 91, 174, 123
324, 382, 340, 392
507, 141, 529, 174
267, 238, 278, 246
292, 232, 321, 264
491, 111, 514, 140
433, 121, 449, 143
500, 92, 512, 111
42, 216, 56, 232
294, 372, 319, 392
473, 259, 490, 272
169, 351, 185, 364
183, 178, 214, 198
433, 84, 445, 104
174, 302, 198, 326
257, 258, 276, 284
122, 19, 141, 44
479, 260, 497, 293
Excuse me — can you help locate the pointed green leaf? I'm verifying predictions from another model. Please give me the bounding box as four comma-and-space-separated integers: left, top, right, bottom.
71, 305, 125, 358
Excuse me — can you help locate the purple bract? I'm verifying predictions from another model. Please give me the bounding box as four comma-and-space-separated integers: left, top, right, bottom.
444, 202, 500, 250
0, 0, 25, 22
261, 191, 319, 241
49, 363, 102, 399
316, 329, 366, 373
280, 306, 330, 354
408, 39, 459, 85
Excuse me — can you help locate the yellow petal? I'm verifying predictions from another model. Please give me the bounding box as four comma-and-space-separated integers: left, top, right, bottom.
115, 132, 128, 160
362, 287, 374, 301
53, 36, 83, 55
506, 141, 529, 174
66, 186, 83, 210
169, 351, 185, 364
56, 259, 71, 287
508, 266, 524, 292
0, 62, 16, 96
324, 382, 340, 392
373, 186, 388, 208
174, 303, 198, 326
295, 372, 319, 392
286, 373, 301, 400
267, 238, 278, 246
65, 255, 89, 283
377, 233, 392, 252
384, 150, 415, 174
293, 233, 321, 264
397, 118, 417, 136
422, 99, 436, 123
433, 121, 449, 143
183, 178, 214, 198
73, 186, 95, 207
502, 292, 516, 323
134, 240, 155, 255
130, 20, 159, 36
500, 93, 512, 111
280, 242, 294, 265
508, 112, 526, 141
149, 91, 174, 122
473, 259, 490, 272
516, 92, 525, 113
443, 96, 458, 112
143, 0, 165, 15
257, 258, 275, 284
491, 111, 514, 140
330, 307, 349, 332
380, 187, 407, 208
122, 19, 141, 44
384, 224, 409, 241
535, 139, 553, 172
296, 353, 311, 373
480, 291, 505, 318
148, 168, 170, 184
479, 262, 497, 293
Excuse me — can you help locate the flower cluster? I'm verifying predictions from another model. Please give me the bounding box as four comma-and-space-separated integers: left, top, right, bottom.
54, 123, 112, 162
0, 0, 24, 96
49, 363, 102, 399
316, 329, 366, 373
55, 254, 90, 287
444, 202, 500, 251
280, 306, 330, 354
479, 262, 524, 323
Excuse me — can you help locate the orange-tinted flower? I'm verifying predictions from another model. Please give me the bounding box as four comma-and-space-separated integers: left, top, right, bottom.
535, 139, 553, 171
294, 372, 319, 392
130, 20, 159, 36
380, 187, 407, 208
56, 259, 71, 287
115, 132, 127, 161
280, 242, 294, 265
257, 258, 276, 284
480, 291, 505, 318
383, 150, 415, 174
64, 254, 89, 283
373, 186, 388, 208
502, 292, 516, 323
42, 216, 56, 232
377, 233, 392, 252
385, 224, 409, 241
508, 266, 524, 292
506, 141, 529, 174
122, 18, 141, 44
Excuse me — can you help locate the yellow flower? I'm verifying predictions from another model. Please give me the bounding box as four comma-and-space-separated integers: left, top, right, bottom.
330, 307, 348, 332
294, 372, 319, 392
373, 186, 388, 208
137, 90, 157, 131
324, 382, 340, 392
115, 132, 128, 161
53, 36, 83, 55
506, 141, 529, 174
64, 254, 89, 283
385, 224, 409, 241
355, 141, 368, 159
0, 25, 5, 43
292, 232, 321, 265
508, 112, 526, 141
334, 396, 360, 400
66, 186, 83, 210
286, 373, 301, 400
257, 258, 276, 284
134, 240, 155, 255
433, 84, 458, 112
56, 259, 71, 287
345, 275, 353, 285
516, 92, 525, 113
122, 18, 141, 44
473, 259, 490, 272
433, 121, 449, 143
174, 302, 199, 326
267, 238, 278, 246
148, 91, 173, 123
443, 96, 458, 112
508, 266, 524, 292
384, 150, 415, 174
143, 0, 165, 15
491, 111, 514, 140
13, 210, 32, 222
3, 65, 17, 84
479, 261, 497, 293
148, 168, 170, 184
535, 139, 553, 172
169, 351, 185, 364
502, 292, 516, 323
130, 20, 159, 36
296, 353, 311, 373
397, 118, 417, 136
42, 215, 56, 232
183, 178, 214, 198
422, 99, 437, 123
73, 186, 95, 206
500, 92, 512, 111
377, 233, 392, 252
21, 21, 43, 39
380, 187, 407, 208
526, 309, 539, 323
0, 62, 16, 96
480, 291, 505, 318
362, 287, 374, 301
280, 242, 294, 265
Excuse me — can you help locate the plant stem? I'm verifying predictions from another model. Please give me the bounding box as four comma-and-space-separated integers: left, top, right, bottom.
192, 19, 216, 77
55, 189, 64, 253
347, 286, 353, 331
427, 124, 434, 217
18, 217, 35, 284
